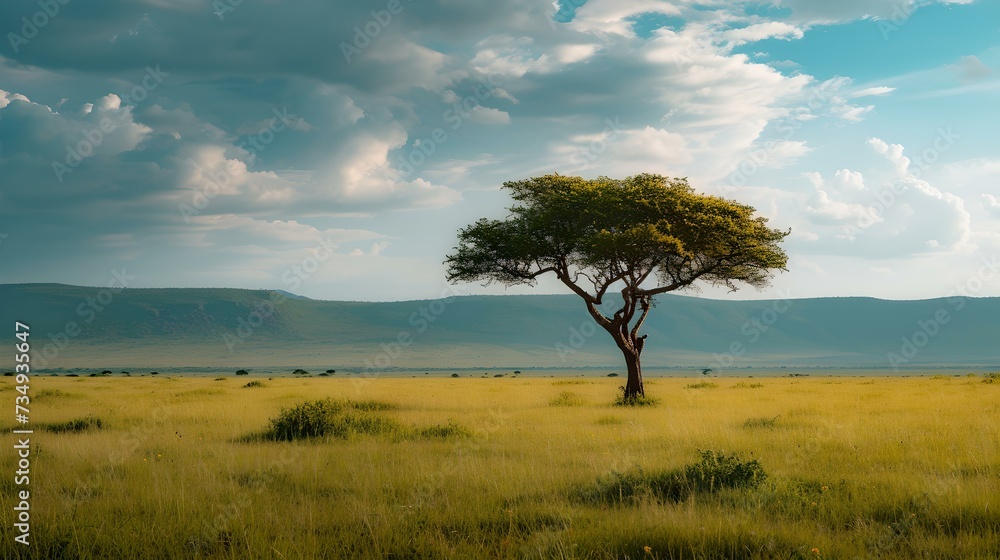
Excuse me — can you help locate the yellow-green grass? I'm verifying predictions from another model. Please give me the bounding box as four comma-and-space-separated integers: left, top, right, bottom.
2, 375, 998, 559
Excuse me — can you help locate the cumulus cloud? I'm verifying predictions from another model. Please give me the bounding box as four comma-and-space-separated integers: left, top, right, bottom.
796, 139, 971, 256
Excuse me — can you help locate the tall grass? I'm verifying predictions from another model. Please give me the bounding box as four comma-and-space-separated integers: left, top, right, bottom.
2, 375, 998, 559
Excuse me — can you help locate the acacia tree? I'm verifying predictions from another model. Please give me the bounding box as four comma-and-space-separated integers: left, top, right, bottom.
445, 174, 789, 401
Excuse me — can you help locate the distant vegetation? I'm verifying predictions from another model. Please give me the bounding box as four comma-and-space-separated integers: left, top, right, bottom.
41, 416, 103, 433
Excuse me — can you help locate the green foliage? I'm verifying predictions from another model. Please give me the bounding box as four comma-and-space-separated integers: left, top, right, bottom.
578, 450, 767, 506
42, 416, 103, 433
292, 369, 310, 375
685, 450, 767, 492
214, 377, 227, 381
451, 373, 460, 378
445, 173, 788, 291
243, 380, 266, 388
983, 372, 999, 384
607, 372, 619, 377
235, 369, 249, 376
265, 399, 404, 441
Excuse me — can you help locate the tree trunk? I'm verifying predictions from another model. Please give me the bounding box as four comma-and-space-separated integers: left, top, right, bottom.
622, 346, 644, 399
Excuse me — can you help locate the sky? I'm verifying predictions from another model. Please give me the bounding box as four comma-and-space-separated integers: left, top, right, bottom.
0, 0, 998, 302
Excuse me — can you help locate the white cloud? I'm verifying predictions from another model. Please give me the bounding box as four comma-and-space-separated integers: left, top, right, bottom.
723, 22, 804, 45
851, 86, 896, 97
467, 106, 511, 124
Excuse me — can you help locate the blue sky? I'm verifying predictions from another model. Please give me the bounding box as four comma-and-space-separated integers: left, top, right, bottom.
0, 0, 998, 301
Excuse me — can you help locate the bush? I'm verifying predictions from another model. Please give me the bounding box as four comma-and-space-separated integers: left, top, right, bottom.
451, 373, 460, 378
214, 377, 227, 381
577, 450, 767, 506
292, 369, 309, 375
494, 373, 505, 377
607, 373, 619, 377
243, 381, 266, 388
2, 372, 13, 376
101, 370, 112, 374
42, 417, 103, 433
325, 369, 335, 374
983, 372, 999, 384
265, 399, 403, 441
235, 370, 249, 376
684, 450, 767, 492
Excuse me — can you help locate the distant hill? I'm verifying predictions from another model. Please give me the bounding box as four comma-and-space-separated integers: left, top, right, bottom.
1, 283, 997, 371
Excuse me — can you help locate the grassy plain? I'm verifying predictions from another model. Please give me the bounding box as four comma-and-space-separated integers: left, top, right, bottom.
2, 374, 999, 559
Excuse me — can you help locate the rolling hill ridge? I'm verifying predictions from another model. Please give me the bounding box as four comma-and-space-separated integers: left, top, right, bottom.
1, 283, 997, 371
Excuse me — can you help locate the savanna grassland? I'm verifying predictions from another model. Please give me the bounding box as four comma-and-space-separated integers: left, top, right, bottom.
2, 374, 999, 559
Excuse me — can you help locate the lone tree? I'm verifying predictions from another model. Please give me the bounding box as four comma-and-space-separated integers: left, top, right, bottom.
445, 174, 788, 402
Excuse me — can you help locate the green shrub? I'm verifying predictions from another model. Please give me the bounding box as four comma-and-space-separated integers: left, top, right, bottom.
325, 369, 335, 374
214, 377, 227, 381
733, 381, 764, 389
292, 369, 309, 375
42, 417, 103, 433
235, 370, 249, 376
265, 399, 403, 441
243, 380, 266, 388
451, 373, 460, 378
607, 372, 619, 377
983, 372, 999, 384
577, 450, 767, 506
